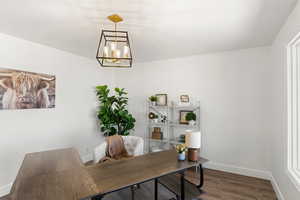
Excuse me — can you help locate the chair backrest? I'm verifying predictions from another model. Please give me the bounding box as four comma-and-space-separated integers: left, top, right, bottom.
93, 136, 144, 163
123, 136, 144, 156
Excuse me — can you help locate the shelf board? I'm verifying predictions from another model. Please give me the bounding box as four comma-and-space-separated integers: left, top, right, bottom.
149, 105, 200, 109
169, 122, 198, 128
172, 105, 200, 110
147, 138, 169, 143
148, 122, 198, 127
149, 122, 168, 127
149, 105, 169, 109
169, 139, 185, 145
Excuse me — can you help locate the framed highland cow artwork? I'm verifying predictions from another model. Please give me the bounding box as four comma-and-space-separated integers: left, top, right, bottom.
0, 68, 56, 110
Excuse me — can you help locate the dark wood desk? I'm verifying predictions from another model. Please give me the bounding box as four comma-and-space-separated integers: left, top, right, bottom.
7, 148, 208, 200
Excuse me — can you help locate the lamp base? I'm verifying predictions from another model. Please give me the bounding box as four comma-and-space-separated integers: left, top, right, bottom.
188, 148, 199, 162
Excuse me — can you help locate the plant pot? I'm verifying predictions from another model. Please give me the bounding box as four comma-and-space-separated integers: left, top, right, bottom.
151, 101, 156, 106
178, 152, 186, 161
188, 120, 196, 126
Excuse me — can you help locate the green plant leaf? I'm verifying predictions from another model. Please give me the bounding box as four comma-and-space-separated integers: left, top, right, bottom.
96, 85, 136, 136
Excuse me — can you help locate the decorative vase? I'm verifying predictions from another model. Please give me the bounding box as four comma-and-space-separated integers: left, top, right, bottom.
178, 152, 186, 161
188, 120, 196, 126
151, 101, 156, 106
153, 118, 159, 123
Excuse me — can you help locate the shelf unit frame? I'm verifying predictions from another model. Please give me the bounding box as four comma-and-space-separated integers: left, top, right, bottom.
146, 101, 200, 153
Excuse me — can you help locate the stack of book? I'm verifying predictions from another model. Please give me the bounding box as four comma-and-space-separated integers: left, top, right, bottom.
152, 127, 163, 140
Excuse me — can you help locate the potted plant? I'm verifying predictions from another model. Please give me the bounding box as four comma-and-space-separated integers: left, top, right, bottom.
148, 112, 159, 123
149, 95, 158, 106
185, 112, 196, 126
175, 144, 188, 161
153, 114, 159, 123
96, 85, 136, 136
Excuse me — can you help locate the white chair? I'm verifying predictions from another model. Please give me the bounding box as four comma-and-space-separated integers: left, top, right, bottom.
93, 136, 144, 164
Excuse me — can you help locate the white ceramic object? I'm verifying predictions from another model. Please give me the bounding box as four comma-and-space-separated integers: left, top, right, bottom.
188, 120, 196, 126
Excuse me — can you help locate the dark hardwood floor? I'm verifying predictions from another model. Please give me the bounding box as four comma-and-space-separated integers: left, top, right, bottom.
0, 168, 277, 200
104, 168, 277, 200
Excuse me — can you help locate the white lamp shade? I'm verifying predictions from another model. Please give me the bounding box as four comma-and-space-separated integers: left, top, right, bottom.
185, 131, 201, 149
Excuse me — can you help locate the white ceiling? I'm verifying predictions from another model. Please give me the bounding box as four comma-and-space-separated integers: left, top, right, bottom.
0, 0, 297, 62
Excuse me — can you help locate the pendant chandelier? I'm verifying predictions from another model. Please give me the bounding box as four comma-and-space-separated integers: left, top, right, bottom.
96, 14, 133, 68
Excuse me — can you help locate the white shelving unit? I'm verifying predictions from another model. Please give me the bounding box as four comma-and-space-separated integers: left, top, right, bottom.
146, 100, 200, 153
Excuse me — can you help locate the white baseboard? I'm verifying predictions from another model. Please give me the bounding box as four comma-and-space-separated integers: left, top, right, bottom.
204, 161, 285, 200
203, 161, 271, 180
0, 183, 12, 198
269, 174, 285, 200
0, 161, 285, 200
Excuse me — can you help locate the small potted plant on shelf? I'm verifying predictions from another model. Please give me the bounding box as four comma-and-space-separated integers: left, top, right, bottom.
176, 144, 187, 161
149, 95, 158, 106
148, 112, 159, 123
153, 114, 159, 123
185, 112, 196, 126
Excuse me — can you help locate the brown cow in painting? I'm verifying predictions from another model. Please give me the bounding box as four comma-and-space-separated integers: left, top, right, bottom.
0, 71, 55, 109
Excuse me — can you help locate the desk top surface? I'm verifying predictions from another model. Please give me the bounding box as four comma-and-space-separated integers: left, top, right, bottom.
9, 148, 208, 200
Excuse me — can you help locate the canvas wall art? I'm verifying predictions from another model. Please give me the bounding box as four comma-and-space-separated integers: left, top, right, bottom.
0, 68, 55, 110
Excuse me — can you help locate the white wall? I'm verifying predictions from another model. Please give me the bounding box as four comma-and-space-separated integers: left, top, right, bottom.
114, 47, 272, 175
0, 33, 114, 193
1, 2, 300, 198
269, 1, 300, 199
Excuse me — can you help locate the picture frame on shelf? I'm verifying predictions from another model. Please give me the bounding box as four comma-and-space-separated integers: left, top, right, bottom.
156, 94, 168, 106
178, 95, 191, 106
179, 110, 193, 124
180, 95, 189, 103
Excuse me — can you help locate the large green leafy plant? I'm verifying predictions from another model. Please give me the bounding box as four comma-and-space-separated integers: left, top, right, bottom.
96, 85, 136, 136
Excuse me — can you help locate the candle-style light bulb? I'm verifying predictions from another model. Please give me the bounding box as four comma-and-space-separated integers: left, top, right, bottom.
110, 42, 116, 51
116, 49, 121, 58
123, 45, 129, 58
110, 42, 117, 58
114, 49, 121, 64
103, 46, 109, 57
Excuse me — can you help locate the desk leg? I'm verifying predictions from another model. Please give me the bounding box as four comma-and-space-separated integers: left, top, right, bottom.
91, 195, 103, 200
180, 171, 185, 200
131, 185, 135, 200
154, 178, 158, 200
197, 164, 204, 193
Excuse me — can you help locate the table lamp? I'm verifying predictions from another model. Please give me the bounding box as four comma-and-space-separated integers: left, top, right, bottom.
185, 131, 201, 161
